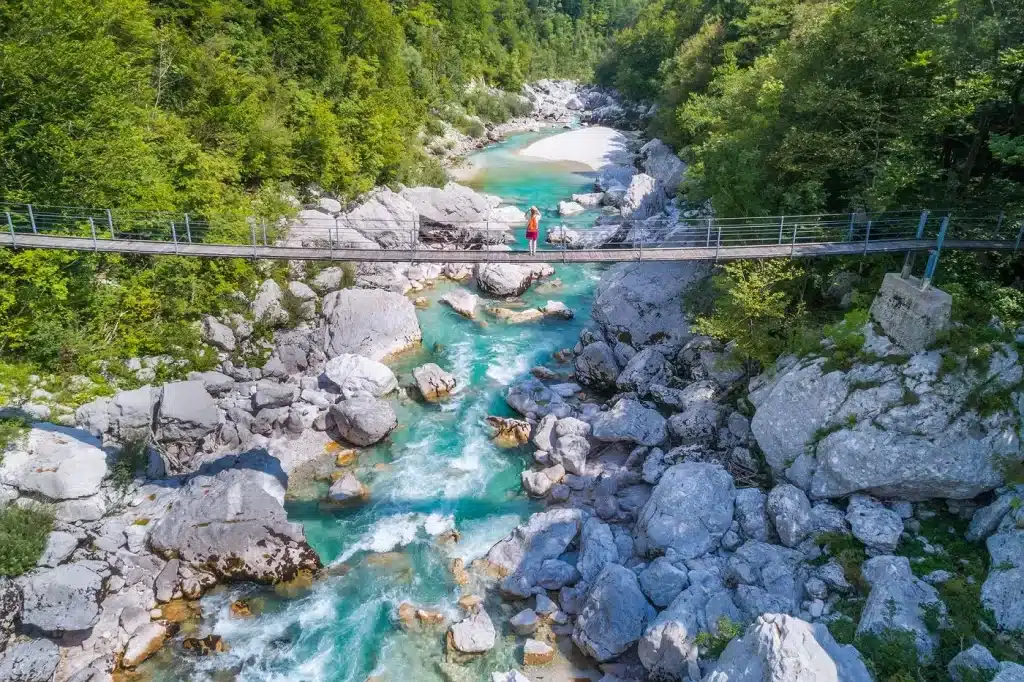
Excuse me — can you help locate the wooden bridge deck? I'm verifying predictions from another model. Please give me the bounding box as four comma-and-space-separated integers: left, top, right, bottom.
0, 232, 1017, 262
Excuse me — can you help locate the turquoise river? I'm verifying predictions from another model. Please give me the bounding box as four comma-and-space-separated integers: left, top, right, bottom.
148, 128, 612, 682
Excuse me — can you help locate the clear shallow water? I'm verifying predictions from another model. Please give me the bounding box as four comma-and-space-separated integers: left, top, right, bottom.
148, 130, 606, 682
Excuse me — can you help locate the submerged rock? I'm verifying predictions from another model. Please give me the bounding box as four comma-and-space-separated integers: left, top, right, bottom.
486, 417, 531, 447
441, 288, 481, 318
327, 473, 370, 504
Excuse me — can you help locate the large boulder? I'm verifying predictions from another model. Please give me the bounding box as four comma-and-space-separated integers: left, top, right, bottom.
575, 341, 620, 390
441, 288, 481, 319
592, 398, 667, 447
329, 397, 397, 446
639, 574, 741, 679
766, 484, 813, 548
0, 426, 107, 500
252, 279, 288, 325
846, 495, 903, 554
0, 638, 60, 682
156, 380, 219, 444
856, 555, 945, 659
572, 564, 656, 662
339, 187, 418, 248
619, 173, 665, 220
982, 525, 1024, 631
635, 462, 735, 559
401, 183, 521, 245
412, 364, 458, 401
592, 262, 706, 353
18, 563, 102, 633
448, 609, 496, 653
704, 613, 873, 682
322, 289, 421, 361
639, 139, 686, 194
639, 557, 690, 608
322, 354, 397, 398
485, 508, 583, 584
616, 348, 671, 394
148, 451, 322, 583
474, 263, 551, 297
200, 316, 236, 351
577, 518, 619, 583
750, 349, 1019, 500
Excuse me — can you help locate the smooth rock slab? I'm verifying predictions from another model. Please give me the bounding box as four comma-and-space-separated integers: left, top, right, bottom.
441, 288, 481, 318
0, 426, 107, 500
573, 564, 655, 662
37, 531, 78, 568
19, 563, 102, 633
122, 622, 168, 667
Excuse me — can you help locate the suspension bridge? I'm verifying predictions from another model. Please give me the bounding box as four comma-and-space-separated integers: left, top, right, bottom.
1, 203, 1020, 280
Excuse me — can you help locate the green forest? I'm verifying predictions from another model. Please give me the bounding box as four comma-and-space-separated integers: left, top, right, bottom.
1, 0, 1024, 395
0, 0, 626, 389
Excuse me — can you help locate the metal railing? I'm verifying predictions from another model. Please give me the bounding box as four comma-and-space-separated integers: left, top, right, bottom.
1, 202, 1021, 264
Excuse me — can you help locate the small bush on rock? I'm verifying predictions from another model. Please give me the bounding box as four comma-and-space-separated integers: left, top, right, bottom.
0, 503, 54, 577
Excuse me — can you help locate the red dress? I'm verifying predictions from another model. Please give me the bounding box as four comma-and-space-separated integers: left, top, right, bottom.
526, 214, 539, 240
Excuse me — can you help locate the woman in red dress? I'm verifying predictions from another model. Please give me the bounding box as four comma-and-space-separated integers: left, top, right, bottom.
526, 206, 540, 256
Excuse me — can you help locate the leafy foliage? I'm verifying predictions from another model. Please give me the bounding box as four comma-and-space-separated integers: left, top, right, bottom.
0, 503, 54, 577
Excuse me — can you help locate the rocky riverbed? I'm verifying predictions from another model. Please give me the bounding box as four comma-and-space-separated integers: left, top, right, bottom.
3, 91, 1024, 682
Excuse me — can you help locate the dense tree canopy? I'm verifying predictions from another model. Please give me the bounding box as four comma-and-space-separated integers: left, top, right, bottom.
0, 0, 621, 380
598, 0, 1024, 217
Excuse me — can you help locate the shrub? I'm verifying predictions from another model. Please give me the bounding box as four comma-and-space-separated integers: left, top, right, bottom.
0, 416, 30, 461
695, 616, 742, 658
0, 503, 54, 577
110, 436, 151, 491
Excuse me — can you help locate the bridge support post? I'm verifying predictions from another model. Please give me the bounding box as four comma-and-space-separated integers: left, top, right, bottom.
185, 214, 192, 243
901, 210, 929, 278
1015, 221, 1024, 252
778, 216, 784, 244
171, 221, 178, 253
27, 204, 37, 234
6, 211, 15, 246
90, 217, 98, 251
790, 221, 797, 256
870, 272, 951, 352
846, 213, 855, 242
921, 216, 950, 287
715, 222, 722, 262
106, 209, 115, 240
250, 221, 257, 259
862, 221, 872, 256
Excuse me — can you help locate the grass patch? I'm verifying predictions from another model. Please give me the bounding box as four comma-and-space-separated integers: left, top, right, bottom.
0, 503, 55, 577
